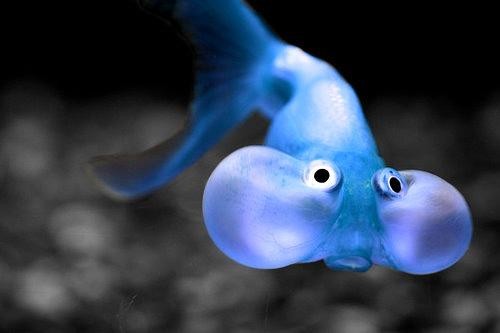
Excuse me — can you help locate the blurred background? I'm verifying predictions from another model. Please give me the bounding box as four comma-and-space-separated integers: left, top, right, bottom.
1, 1, 499, 332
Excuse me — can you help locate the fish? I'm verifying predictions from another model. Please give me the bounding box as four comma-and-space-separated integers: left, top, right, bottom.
87, 0, 472, 274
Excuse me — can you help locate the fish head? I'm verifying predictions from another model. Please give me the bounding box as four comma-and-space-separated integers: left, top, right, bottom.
202, 146, 472, 274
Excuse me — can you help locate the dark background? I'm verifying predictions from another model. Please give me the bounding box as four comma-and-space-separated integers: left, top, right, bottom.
0, 1, 499, 332
3, 1, 500, 103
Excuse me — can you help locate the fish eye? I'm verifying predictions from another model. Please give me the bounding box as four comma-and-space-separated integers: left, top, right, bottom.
373, 168, 407, 198
388, 176, 402, 193
304, 160, 341, 191
314, 168, 330, 183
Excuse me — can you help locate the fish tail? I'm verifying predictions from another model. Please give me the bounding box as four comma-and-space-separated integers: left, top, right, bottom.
87, 0, 285, 199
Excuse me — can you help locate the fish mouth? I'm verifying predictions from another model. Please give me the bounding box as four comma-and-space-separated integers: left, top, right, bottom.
325, 256, 372, 272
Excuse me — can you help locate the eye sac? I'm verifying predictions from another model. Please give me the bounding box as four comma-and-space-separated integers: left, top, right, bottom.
374, 170, 473, 275
203, 146, 343, 269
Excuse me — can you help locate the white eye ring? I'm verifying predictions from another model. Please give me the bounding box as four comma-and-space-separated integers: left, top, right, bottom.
303, 160, 341, 191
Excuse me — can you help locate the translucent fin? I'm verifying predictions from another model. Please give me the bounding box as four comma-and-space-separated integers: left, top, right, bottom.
87, 116, 235, 199
87, 0, 283, 199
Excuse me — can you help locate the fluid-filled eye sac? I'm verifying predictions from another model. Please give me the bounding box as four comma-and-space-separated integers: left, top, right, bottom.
203, 146, 343, 269
374, 170, 473, 274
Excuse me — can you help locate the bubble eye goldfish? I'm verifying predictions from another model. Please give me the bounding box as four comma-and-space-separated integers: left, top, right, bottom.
87, 0, 472, 274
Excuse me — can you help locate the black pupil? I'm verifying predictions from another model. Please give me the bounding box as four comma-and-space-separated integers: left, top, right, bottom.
314, 169, 330, 183
389, 177, 402, 193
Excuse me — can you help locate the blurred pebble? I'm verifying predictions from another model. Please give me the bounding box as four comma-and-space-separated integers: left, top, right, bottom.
464, 171, 500, 222
120, 242, 178, 286
48, 203, 119, 258
313, 271, 378, 304
442, 290, 491, 328
1, 115, 56, 179
15, 260, 76, 318
182, 315, 219, 333
441, 243, 488, 285
481, 277, 500, 317
285, 287, 328, 321
67, 259, 117, 301
317, 305, 379, 333
122, 308, 161, 333
177, 265, 273, 315
0, 82, 62, 179
376, 280, 419, 325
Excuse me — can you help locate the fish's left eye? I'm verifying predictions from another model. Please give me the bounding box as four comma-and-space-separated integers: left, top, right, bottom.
388, 176, 402, 193
373, 168, 408, 198
304, 160, 341, 191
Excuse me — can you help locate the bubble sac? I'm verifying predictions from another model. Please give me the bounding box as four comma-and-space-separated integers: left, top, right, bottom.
203, 147, 472, 275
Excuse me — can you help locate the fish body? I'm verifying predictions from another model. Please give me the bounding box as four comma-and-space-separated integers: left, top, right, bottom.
88, 0, 472, 274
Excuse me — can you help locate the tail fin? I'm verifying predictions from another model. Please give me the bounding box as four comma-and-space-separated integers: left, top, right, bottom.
87, 0, 283, 199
